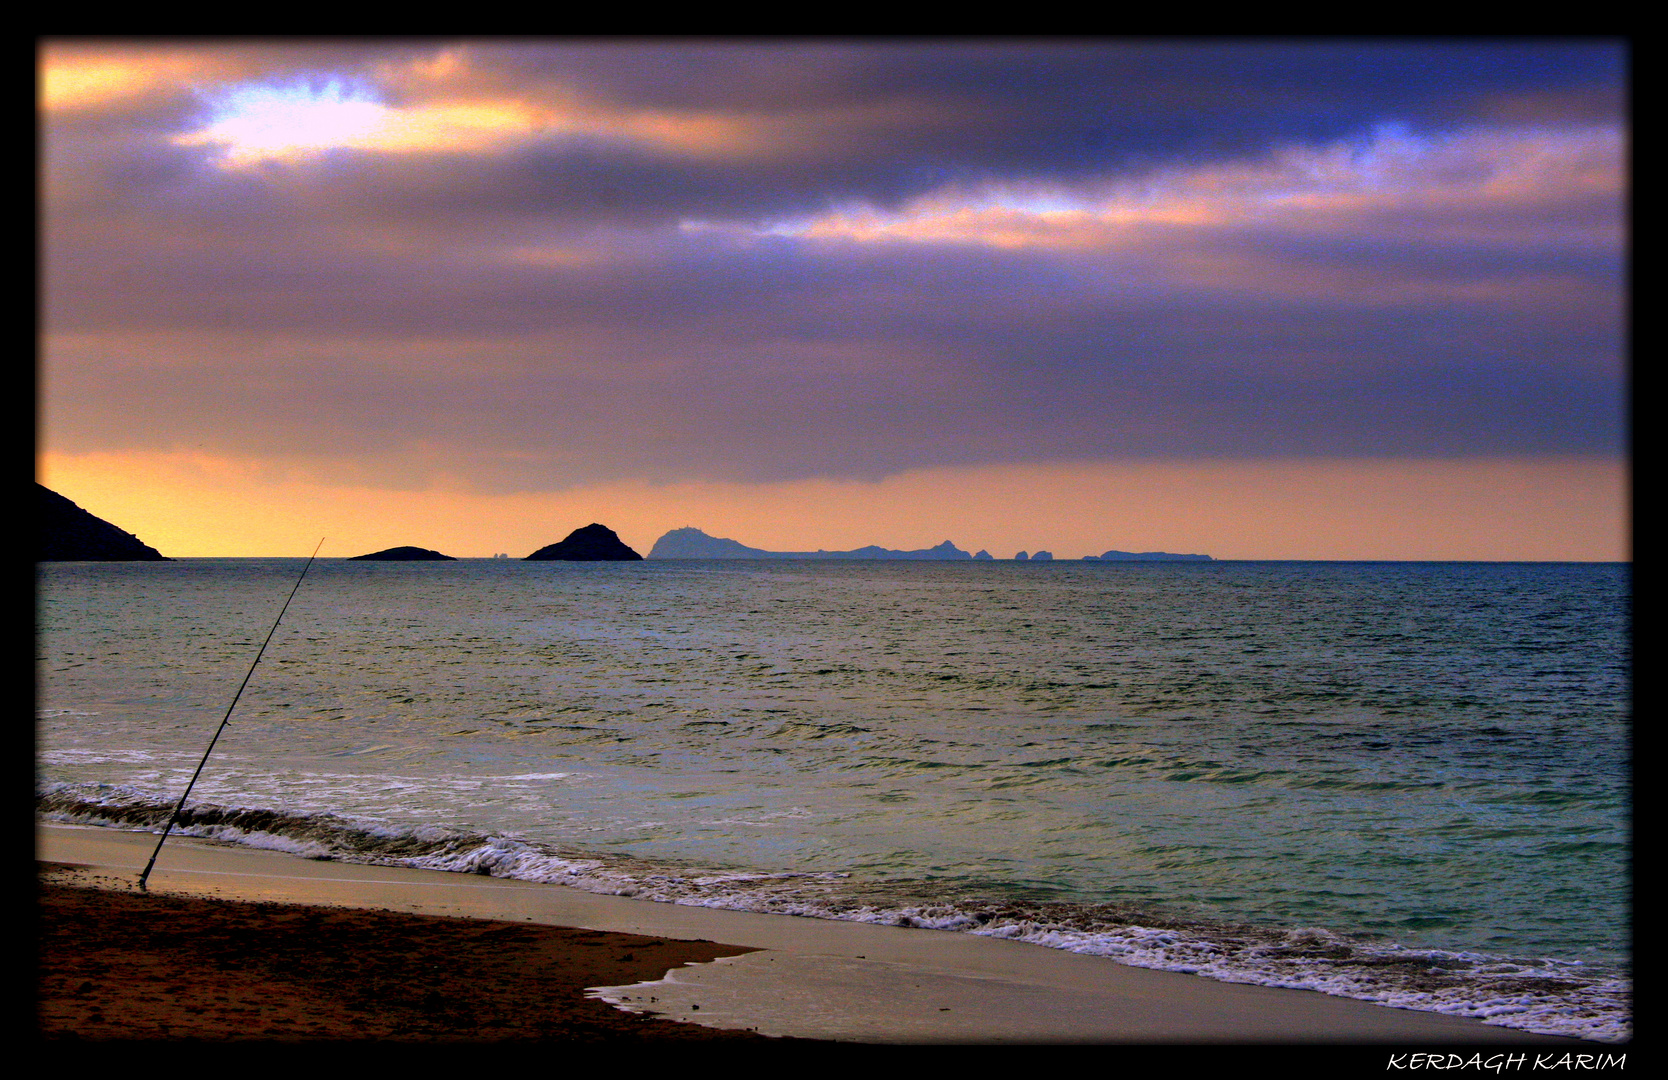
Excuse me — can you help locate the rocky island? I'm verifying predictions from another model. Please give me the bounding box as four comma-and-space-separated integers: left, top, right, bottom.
527, 524, 643, 561
649, 528, 973, 560
348, 546, 457, 561
38, 484, 169, 561
1083, 549, 1213, 561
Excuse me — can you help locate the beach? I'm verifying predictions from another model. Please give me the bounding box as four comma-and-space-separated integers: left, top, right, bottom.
38, 824, 1579, 1044
37, 560, 1630, 1042
39, 34, 1629, 1057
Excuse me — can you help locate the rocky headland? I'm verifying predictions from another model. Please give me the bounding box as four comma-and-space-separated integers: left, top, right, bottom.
38, 485, 169, 561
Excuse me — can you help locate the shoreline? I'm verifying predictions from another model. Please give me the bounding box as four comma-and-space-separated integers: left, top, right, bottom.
36, 823, 1582, 1045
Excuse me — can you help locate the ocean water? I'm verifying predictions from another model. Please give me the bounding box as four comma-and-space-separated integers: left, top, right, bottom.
35, 558, 1631, 1041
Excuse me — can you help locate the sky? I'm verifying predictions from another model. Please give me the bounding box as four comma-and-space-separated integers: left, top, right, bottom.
38, 39, 1628, 560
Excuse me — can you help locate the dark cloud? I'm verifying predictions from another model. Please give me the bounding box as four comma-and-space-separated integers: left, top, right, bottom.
41, 40, 1627, 491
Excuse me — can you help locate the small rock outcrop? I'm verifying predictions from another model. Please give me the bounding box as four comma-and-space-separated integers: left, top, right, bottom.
972, 549, 993, 560
348, 546, 456, 561
526, 524, 643, 561
38, 484, 169, 561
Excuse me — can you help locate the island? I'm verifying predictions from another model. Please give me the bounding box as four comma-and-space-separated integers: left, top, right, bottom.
1083, 549, 1213, 561
38, 484, 170, 561
647, 528, 1214, 563
648, 527, 973, 560
526, 524, 643, 561
348, 546, 457, 561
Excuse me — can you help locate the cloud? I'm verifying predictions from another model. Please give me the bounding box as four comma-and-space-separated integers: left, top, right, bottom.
40, 40, 1627, 494
41, 49, 217, 112
167, 70, 783, 169
734, 123, 1621, 267
38, 42, 962, 179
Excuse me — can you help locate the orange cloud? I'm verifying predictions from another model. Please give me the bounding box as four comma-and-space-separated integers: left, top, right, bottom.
39, 45, 223, 111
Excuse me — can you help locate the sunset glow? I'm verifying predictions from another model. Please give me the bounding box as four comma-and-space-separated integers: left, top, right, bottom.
39, 40, 1627, 560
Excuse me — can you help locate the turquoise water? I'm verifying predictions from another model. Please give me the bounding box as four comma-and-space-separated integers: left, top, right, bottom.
36, 558, 1630, 1039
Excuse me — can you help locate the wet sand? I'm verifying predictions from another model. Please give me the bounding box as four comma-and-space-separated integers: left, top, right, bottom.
37, 824, 1577, 1045
39, 869, 787, 1042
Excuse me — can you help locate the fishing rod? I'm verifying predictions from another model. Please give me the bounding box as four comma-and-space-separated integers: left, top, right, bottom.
137, 538, 325, 891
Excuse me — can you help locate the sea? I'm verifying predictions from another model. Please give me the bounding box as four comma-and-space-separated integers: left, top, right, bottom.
35, 557, 1631, 1041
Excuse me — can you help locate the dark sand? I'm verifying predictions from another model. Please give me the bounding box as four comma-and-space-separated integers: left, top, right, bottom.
37, 863, 805, 1042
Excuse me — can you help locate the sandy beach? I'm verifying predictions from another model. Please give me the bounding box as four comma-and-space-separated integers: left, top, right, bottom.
36, 824, 1582, 1046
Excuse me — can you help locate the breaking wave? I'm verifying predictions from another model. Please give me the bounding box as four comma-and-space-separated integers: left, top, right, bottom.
38, 781, 1629, 1042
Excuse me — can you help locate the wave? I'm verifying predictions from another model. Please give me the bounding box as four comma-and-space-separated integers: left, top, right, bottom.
37, 781, 1629, 1043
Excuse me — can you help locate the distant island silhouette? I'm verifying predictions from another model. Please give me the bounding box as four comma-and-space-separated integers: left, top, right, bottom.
348, 546, 456, 561
33, 497, 1212, 564
38, 484, 169, 561
527, 524, 643, 561
649, 528, 1212, 562
650, 528, 973, 560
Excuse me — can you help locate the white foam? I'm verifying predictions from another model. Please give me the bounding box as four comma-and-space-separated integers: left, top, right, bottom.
35, 781, 1629, 1043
